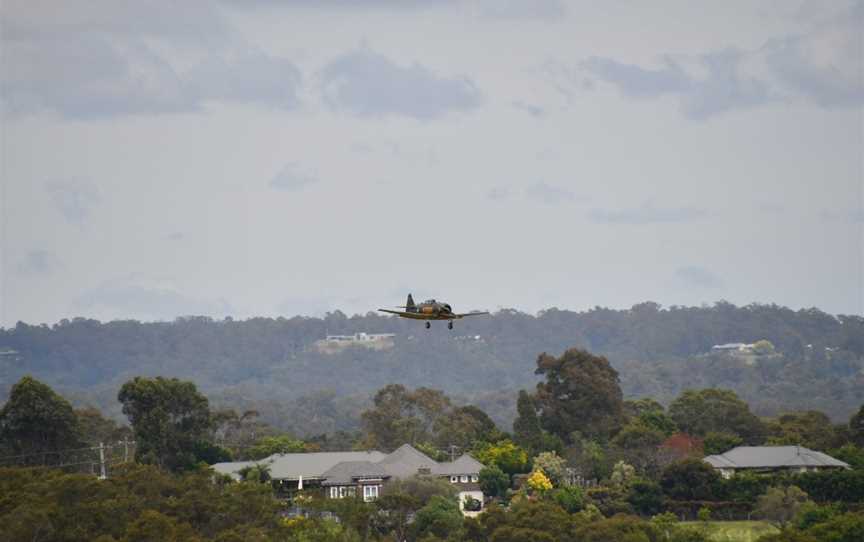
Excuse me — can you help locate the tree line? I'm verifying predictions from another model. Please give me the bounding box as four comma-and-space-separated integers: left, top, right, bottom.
2, 343, 864, 541
1, 302, 862, 439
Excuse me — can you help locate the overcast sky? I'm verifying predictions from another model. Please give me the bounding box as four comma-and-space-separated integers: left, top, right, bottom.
1, 0, 862, 326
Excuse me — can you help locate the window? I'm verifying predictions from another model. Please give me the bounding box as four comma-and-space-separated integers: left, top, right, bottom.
471, 475, 479, 483
450, 476, 458, 483
338, 486, 346, 498
347, 486, 356, 497
460, 475, 469, 483
329, 487, 338, 499
363, 485, 379, 501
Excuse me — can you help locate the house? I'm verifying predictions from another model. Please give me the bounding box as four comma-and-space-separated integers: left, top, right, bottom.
711, 343, 755, 353
703, 446, 850, 479
212, 444, 485, 515
314, 332, 396, 353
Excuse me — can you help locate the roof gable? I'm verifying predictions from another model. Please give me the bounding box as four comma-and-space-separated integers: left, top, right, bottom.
704, 446, 850, 469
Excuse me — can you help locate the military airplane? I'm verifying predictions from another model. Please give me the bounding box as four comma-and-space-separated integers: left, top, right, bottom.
378, 294, 489, 329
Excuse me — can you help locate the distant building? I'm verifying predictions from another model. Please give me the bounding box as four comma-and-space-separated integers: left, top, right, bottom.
711, 343, 755, 353
314, 332, 395, 353
704, 446, 850, 479
212, 444, 485, 515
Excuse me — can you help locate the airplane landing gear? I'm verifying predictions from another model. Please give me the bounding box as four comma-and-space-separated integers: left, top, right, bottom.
425, 322, 431, 330
448, 321, 453, 330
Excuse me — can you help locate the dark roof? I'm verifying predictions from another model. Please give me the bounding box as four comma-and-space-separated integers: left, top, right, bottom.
433, 454, 485, 476
321, 461, 389, 485
377, 443, 439, 478
704, 446, 850, 470
212, 444, 485, 484
212, 450, 387, 480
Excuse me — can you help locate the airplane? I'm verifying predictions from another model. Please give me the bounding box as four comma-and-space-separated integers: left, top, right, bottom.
378, 294, 489, 329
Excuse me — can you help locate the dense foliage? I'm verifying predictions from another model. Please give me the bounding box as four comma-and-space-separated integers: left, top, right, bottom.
2, 302, 862, 435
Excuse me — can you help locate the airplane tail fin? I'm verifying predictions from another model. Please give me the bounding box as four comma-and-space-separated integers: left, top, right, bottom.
406, 293, 416, 312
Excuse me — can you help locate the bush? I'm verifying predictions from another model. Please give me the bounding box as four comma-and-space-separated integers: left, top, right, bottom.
797, 469, 864, 503
628, 479, 664, 516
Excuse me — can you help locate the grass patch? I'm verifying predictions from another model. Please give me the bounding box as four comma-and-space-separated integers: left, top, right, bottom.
679, 521, 779, 542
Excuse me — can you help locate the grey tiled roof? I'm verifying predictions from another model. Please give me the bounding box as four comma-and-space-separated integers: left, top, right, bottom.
704, 446, 850, 470
211, 444, 485, 484
321, 461, 388, 485
377, 444, 439, 478
433, 454, 485, 476
212, 450, 387, 480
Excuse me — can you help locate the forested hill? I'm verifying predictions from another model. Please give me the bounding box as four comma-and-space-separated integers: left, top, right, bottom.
1, 302, 862, 435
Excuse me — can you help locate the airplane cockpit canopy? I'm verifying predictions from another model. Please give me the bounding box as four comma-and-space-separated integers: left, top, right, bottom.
423, 299, 436, 304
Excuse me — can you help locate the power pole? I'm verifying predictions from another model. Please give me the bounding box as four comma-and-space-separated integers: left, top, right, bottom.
448, 444, 459, 462
123, 438, 129, 463
98, 442, 107, 480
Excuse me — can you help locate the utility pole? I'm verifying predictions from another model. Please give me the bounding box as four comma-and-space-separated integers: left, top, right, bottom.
448, 444, 459, 462
98, 442, 107, 480
123, 438, 129, 463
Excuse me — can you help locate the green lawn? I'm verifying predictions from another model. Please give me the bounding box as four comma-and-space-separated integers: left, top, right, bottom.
679, 521, 779, 542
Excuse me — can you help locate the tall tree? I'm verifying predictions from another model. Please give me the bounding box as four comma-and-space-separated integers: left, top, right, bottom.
850, 404, 864, 447
0, 376, 84, 462
118, 376, 214, 472
532, 348, 625, 443
513, 390, 544, 452
668, 388, 765, 442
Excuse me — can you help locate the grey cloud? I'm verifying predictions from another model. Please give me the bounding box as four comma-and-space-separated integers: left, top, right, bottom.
821, 208, 864, 223
3, 39, 302, 118
676, 266, 724, 289
487, 187, 511, 201
186, 53, 302, 110
583, 50, 773, 119
269, 163, 318, 191
512, 100, 545, 117
525, 182, 575, 204
16, 250, 62, 277
223, 0, 455, 9
581, 2, 862, 118
581, 56, 691, 98
46, 181, 100, 225
75, 276, 235, 321
474, 0, 567, 20
321, 49, 483, 120
2, 3, 301, 118
589, 203, 706, 224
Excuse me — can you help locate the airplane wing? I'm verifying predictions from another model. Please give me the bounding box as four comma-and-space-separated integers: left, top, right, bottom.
378, 309, 413, 316
456, 311, 490, 317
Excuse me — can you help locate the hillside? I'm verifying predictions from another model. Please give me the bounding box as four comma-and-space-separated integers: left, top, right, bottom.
1, 302, 862, 435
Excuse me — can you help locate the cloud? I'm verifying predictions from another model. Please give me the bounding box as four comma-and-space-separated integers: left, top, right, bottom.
473, 0, 567, 20
269, 163, 318, 191
487, 187, 511, 201
676, 266, 724, 289
525, 182, 576, 204
589, 203, 707, 224
45, 180, 100, 225
16, 250, 62, 277
222, 0, 455, 9
821, 207, 864, 223
321, 49, 483, 120
512, 100, 545, 117
581, 2, 863, 118
583, 50, 774, 119
75, 275, 234, 321
185, 52, 302, 110
1, 1, 302, 118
